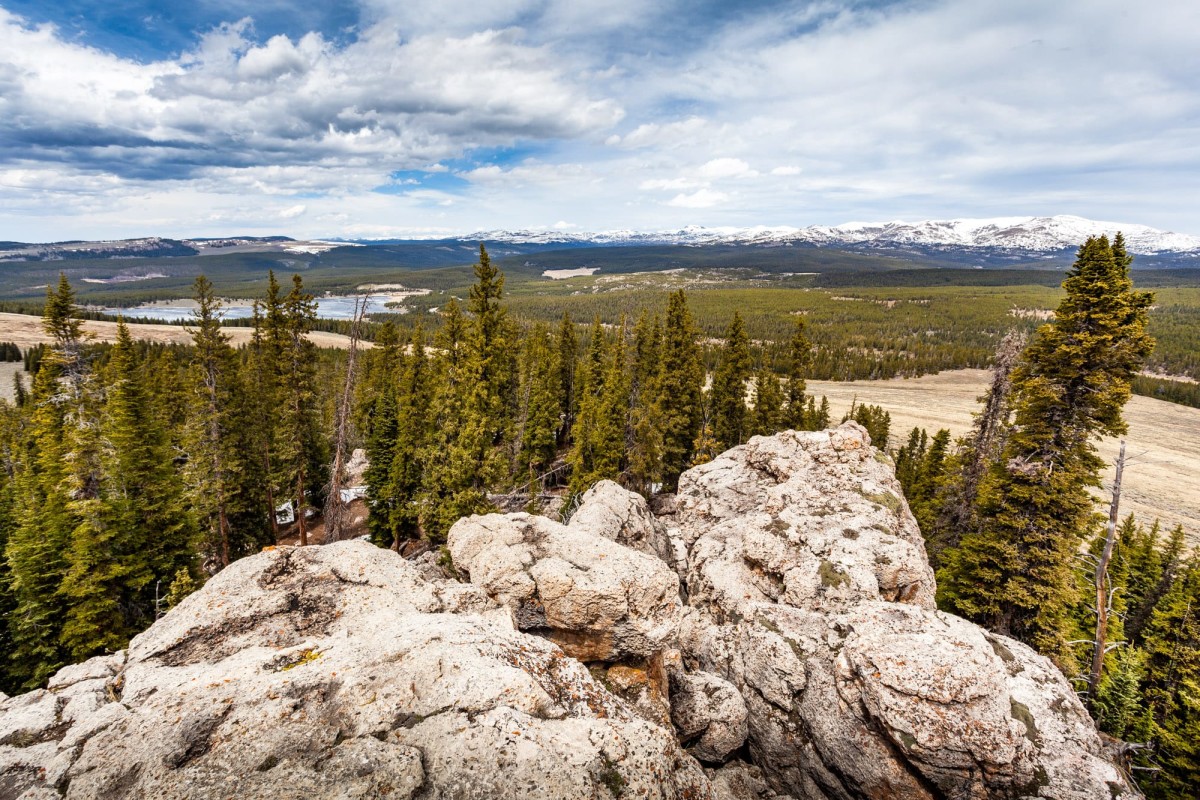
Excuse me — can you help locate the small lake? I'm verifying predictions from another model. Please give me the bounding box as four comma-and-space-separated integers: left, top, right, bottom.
107, 294, 410, 322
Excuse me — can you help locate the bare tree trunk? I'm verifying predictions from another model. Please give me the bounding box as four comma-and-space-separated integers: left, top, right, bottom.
297, 465, 308, 547
1089, 439, 1126, 712
324, 297, 367, 542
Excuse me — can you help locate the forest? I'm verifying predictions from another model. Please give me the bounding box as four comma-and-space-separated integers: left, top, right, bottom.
0, 238, 1196, 796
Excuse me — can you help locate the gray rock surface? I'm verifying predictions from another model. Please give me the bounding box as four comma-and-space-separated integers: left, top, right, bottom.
448, 511, 682, 663
0, 542, 713, 799
671, 424, 1140, 799
668, 670, 748, 764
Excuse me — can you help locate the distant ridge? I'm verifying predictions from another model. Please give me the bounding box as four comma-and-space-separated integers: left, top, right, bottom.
460, 215, 1200, 255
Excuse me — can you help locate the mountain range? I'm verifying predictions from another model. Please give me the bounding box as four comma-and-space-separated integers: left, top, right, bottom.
463, 215, 1200, 255
2, 215, 1197, 267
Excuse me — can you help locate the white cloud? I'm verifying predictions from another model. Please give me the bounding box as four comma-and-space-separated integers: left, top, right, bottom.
695, 157, 756, 180
667, 188, 728, 208
3, 1, 1200, 238
279, 204, 307, 218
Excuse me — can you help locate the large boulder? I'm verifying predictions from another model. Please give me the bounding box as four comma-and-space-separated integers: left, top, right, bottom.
672, 424, 1140, 800
0, 542, 713, 800
448, 511, 682, 663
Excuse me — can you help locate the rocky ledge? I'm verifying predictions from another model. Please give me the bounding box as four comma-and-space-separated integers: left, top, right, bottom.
0, 423, 1140, 799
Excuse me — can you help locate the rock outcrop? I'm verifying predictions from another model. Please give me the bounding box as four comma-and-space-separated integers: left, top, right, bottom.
671, 425, 1138, 799
0, 423, 1140, 800
0, 543, 710, 799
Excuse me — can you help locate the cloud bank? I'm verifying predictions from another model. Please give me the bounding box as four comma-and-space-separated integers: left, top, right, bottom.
0, 0, 1198, 239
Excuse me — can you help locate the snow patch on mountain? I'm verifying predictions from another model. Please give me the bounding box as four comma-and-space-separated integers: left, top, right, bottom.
467, 215, 1200, 255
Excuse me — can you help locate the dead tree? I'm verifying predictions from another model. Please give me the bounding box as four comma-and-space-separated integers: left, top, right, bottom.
324, 297, 368, 541
1087, 439, 1127, 712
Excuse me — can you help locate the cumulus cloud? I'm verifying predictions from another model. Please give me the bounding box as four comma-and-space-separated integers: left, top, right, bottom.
2, 0, 1200, 239
667, 188, 729, 208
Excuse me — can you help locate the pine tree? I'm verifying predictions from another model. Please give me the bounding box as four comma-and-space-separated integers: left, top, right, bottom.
784, 317, 814, 430
182, 276, 237, 566
655, 291, 704, 490
514, 323, 562, 492
61, 322, 194, 659
751, 367, 784, 437
361, 323, 402, 546
5, 276, 92, 685
556, 312, 578, 448
711, 312, 752, 451
938, 235, 1155, 662
419, 299, 489, 540
385, 325, 431, 545
626, 311, 664, 496
277, 275, 323, 546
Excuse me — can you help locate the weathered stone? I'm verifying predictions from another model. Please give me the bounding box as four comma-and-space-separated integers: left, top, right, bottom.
669, 670, 748, 764
448, 511, 682, 662
671, 424, 1140, 800
0, 542, 714, 800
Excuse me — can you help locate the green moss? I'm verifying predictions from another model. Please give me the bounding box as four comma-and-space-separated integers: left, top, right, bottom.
819, 560, 850, 589
437, 545, 460, 580
1010, 699, 1038, 743
987, 636, 1016, 664
860, 489, 903, 514
274, 648, 322, 672
598, 755, 626, 797
895, 730, 918, 749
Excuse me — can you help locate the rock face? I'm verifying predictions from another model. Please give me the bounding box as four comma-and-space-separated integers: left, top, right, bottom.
448, 510, 681, 664
0, 542, 711, 799
671, 425, 1138, 799
0, 424, 1139, 800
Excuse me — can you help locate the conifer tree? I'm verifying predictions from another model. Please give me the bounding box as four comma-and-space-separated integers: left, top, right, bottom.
277, 275, 323, 545
61, 322, 194, 659
183, 276, 238, 566
5, 276, 91, 685
626, 311, 664, 495
514, 323, 561, 492
419, 299, 489, 540
938, 235, 1155, 661
711, 312, 752, 451
752, 367, 784, 437
361, 323, 403, 547
656, 291, 703, 489
784, 317, 814, 430
385, 325, 431, 545
556, 312, 578, 447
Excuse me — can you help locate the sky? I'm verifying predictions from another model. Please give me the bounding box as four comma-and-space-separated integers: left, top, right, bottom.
0, 0, 1198, 241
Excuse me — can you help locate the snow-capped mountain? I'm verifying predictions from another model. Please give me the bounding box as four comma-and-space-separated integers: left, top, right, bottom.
464, 215, 1200, 255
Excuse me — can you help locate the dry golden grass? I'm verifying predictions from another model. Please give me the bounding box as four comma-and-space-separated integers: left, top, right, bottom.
810, 369, 1200, 544
0, 312, 361, 350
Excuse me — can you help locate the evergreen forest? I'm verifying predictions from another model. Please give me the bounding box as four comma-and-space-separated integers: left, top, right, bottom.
0, 239, 1196, 796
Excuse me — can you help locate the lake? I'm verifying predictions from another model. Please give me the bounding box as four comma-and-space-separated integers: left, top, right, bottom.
107, 294, 412, 322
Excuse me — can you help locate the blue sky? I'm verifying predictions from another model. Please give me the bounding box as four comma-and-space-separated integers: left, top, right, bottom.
0, 0, 1198, 240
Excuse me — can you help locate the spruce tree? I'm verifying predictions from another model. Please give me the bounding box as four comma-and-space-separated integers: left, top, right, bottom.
514, 323, 562, 492
655, 291, 703, 490
183, 276, 238, 567
626, 312, 664, 496
61, 322, 194, 659
752, 367, 784, 437
277, 275, 323, 546
5, 276, 90, 685
938, 235, 1155, 661
784, 317, 814, 430
711, 312, 752, 451
385, 325, 431, 545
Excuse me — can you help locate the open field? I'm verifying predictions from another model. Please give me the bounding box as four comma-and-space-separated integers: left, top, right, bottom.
810, 369, 1200, 544
0, 312, 361, 350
